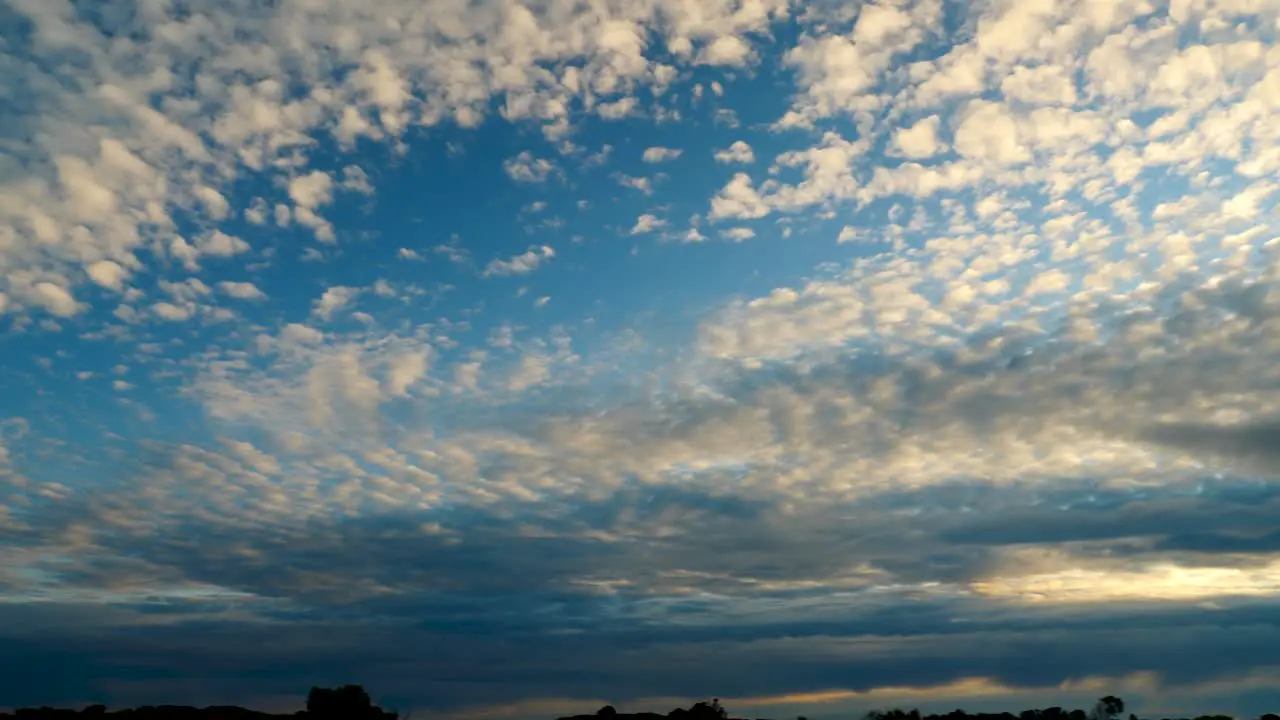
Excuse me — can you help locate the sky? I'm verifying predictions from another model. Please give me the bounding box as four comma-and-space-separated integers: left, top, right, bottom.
3, 0, 1280, 716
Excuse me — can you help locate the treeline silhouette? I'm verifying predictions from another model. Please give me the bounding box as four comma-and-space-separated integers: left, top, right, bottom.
1, 688, 1276, 720
0, 685, 395, 719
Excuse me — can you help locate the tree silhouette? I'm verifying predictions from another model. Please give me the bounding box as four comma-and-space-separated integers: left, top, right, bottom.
866, 709, 922, 720
1094, 697, 1125, 720
669, 699, 729, 720
306, 684, 396, 719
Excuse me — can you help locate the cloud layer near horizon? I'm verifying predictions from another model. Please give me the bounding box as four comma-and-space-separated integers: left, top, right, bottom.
4, 0, 1280, 716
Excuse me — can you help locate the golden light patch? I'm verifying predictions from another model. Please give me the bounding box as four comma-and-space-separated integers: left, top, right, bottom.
971, 555, 1280, 603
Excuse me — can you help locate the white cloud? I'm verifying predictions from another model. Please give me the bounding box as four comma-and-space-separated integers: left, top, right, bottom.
854, 4, 915, 48
1237, 145, 1280, 179
453, 361, 483, 392
720, 227, 756, 241
891, 115, 946, 158
582, 145, 613, 168
161, 278, 213, 301
351, 49, 411, 133
196, 185, 231, 220
913, 48, 986, 107
398, 248, 423, 261
503, 152, 559, 183
341, 165, 375, 195
196, 230, 251, 259
709, 173, 770, 221
297, 215, 335, 244
86, 260, 128, 292
1222, 185, 1270, 220
435, 243, 469, 265
714, 141, 755, 164
1024, 268, 1071, 296
335, 106, 378, 149
218, 281, 267, 300
281, 323, 324, 345
630, 214, 666, 235
484, 246, 556, 277
304, 349, 383, 432
244, 198, 268, 225
289, 171, 334, 210
285, 171, 339, 242
642, 147, 683, 163
1001, 64, 1079, 105
153, 301, 193, 322
372, 279, 397, 298
507, 353, 550, 392
312, 286, 359, 320
30, 282, 81, 318
596, 96, 638, 120
385, 352, 430, 397
616, 174, 654, 194
711, 132, 866, 220
779, 34, 878, 126
696, 35, 755, 67
778, 5, 936, 127
953, 99, 1029, 165
859, 160, 985, 202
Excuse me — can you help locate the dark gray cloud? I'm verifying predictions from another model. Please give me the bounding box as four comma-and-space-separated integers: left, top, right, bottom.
939, 484, 1280, 549
6, 601, 1280, 716
7, 461, 1280, 716
1141, 420, 1280, 468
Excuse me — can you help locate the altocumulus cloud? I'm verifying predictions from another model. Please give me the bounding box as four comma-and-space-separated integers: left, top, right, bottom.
4, 0, 1280, 718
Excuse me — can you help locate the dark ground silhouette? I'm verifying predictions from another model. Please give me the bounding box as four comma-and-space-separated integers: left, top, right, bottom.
1, 688, 1276, 720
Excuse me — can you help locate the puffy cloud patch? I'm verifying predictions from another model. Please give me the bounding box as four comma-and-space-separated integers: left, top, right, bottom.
891, 115, 946, 158
312, 286, 359, 321
218, 281, 267, 300
484, 246, 556, 277
504, 152, 560, 183
630, 214, 667, 235
714, 141, 755, 164
86, 260, 129, 292
642, 147, 683, 163
31, 282, 81, 318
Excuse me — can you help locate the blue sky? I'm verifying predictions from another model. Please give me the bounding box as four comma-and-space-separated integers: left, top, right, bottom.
5, 0, 1280, 717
